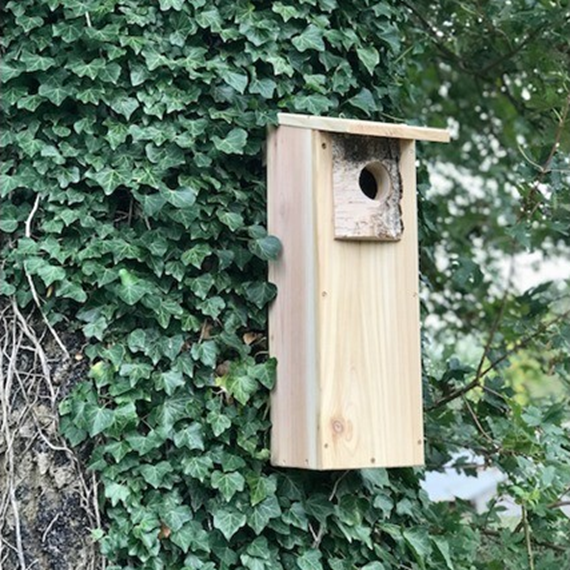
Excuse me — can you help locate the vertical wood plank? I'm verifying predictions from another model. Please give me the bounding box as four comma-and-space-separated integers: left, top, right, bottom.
268, 126, 319, 468
314, 133, 423, 469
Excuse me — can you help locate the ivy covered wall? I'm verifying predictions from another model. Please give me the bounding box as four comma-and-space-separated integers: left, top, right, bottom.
1, 1, 445, 568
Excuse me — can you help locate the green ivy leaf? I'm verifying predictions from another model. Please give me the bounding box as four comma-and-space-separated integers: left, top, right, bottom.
224, 70, 249, 93
90, 167, 126, 195
171, 521, 211, 554
190, 340, 217, 367
356, 46, 380, 75
173, 423, 205, 451
213, 128, 248, 154
117, 269, 148, 305
35, 262, 66, 287
403, 528, 431, 569
161, 186, 198, 209
182, 455, 214, 482
292, 24, 326, 52
104, 482, 130, 507
248, 496, 281, 534
207, 410, 232, 437
139, 461, 174, 489
298, 551, 323, 570
432, 537, 454, 570
158, 370, 185, 396
212, 508, 247, 540
109, 96, 140, 120
38, 77, 68, 106
211, 470, 246, 501
249, 235, 282, 261
247, 474, 277, 506
226, 373, 258, 405
85, 405, 114, 437
162, 505, 192, 533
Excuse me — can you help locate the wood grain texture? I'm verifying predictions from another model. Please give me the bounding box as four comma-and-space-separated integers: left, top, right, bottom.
267, 125, 319, 468
268, 124, 425, 470
314, 133, 424, 469
332, 134, 403, 241
278, 113, 450, 143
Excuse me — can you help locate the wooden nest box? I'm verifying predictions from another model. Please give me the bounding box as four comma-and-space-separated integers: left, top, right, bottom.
267, 113, 450, 470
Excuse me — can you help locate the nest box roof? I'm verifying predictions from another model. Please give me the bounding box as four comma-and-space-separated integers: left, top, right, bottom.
278, 113, 450, 143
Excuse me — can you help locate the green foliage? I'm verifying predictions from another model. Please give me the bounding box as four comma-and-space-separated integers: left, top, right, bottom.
403, 1, 570, 568
2, 0, 570, 568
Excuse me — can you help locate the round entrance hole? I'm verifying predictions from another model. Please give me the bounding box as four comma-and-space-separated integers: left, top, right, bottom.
358, 161, 391, 201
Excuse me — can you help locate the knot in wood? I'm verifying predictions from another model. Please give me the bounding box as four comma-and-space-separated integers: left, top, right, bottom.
332, 419, 344, 434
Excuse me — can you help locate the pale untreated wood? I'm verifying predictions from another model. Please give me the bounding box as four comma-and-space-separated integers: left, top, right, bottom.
278, 113, 450, 143
313, 133, 423, 469
332, 134, 403, 241
268, 116, 440, 470
267, 125, 319, 468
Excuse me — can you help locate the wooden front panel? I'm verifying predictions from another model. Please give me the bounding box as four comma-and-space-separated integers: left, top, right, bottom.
314, 132, 424, 469
268, 126, 319, 468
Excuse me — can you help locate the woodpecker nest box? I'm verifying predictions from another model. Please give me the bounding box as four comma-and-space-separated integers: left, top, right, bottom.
267, 113, 450, 470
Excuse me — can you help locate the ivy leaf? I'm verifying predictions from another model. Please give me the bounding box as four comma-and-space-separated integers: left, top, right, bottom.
191, 340, 217, 367
117, 269, 148, 305
162, 505, 192, 533
182, 455, 214, 482
252, 359, 277, 390
38, 77, 68, 106
105, 482, 130, 507
68, 58, 105, 80
226, 373, 258, 405
207, 410, 232, 437
90, 167, 125, 195
249, 78, 276, 99
56, 280, 88, 302
85, 405, 114, 437
161, 186, 198, 209
173, 423, 205, 451
403, 528, 431, 569
247, 474, 277, 506
298, 551, 323, 570
213, 128, 248, 154
282, 502, 309, 530
158, 370, 185, 396
211, 470, 246, 501
212, 508, 247, 540
139, 461, 174, 489
98, 62, 122, 83
171, 521, 211, 554
348, 88, 377, 114
139, 193, 166, 216
36, 263, 66, 287
218, 211, 244, 231
432, 537, 454, 570
248, 496, 281, 535
356, 46, 380, 75
181, 244, 211, 268
292, 24, 326, 52
224, 71, 248, 93
244, 282, 277, 309
249, 235, 282, 260
109, 96, 140, 120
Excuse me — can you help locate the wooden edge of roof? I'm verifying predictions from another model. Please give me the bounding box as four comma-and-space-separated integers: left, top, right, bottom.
277, 113, 450, 143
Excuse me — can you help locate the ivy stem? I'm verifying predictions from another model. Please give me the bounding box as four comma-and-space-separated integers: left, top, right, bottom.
522, 505, 535, 570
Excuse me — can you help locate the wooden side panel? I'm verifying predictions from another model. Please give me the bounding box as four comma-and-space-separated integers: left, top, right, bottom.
314, 133, 424, 469
268, 126, 319, 469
